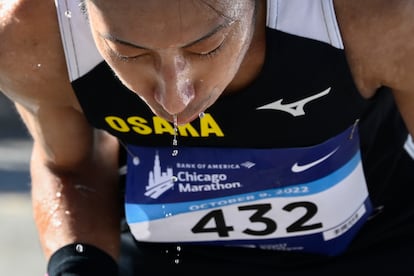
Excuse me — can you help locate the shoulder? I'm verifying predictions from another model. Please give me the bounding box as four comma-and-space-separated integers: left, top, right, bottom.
334, 0, 414, 97
0, 0, 78, 110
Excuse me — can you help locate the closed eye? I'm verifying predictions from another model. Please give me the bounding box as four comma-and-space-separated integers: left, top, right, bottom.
194, 40, 225, 59
103, 39, 147, 62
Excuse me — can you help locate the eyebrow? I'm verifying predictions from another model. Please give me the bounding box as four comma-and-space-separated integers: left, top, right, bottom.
100, 21, 233, 50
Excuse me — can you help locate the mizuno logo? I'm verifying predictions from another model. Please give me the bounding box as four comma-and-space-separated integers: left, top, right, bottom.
256, 87, 331, 117
291, 147, 339, 173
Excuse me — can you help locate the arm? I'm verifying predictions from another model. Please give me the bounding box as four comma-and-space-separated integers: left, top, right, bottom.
19, 105, 123, 273
23, 106, 122, 261
19, 101, 122, 274
0, 0, 122, 272
335, 0, 414, 137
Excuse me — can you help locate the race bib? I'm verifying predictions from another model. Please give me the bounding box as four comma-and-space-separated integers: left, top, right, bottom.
125, 125, 372, 256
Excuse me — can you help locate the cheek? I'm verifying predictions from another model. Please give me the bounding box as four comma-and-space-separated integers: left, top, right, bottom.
94, 40, 142, 88
104, 61, 154, 98
203, 50, 244, 86
193, 63, 234, 104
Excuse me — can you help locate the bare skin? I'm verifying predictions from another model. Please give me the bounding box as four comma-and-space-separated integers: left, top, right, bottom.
87, 0, 265, 124
2, 0, 414, 264
0, 0, 122, 260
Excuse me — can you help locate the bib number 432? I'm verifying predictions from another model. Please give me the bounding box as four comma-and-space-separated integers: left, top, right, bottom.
191, 202, 323, 237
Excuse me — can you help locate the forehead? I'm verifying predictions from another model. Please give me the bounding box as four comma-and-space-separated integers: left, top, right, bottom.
87, 0, 248, 15
87, 0, 248, 27
87, 0, 251, 47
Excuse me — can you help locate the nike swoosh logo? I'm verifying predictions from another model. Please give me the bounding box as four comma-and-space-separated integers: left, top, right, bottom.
257, 87, 331, 117
291, 147, 339, 173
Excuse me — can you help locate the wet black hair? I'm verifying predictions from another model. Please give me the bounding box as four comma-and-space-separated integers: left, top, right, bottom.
78, 0, 256, 19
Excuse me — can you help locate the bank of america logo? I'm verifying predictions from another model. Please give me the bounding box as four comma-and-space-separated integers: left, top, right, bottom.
241, 161, 256, 169
144, 153, 175, 199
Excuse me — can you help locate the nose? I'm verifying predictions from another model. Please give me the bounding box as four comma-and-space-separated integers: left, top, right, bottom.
154, 55, 195, 115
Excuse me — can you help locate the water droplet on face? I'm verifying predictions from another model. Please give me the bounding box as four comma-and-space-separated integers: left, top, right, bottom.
64, 10, 72, 18
56, 192, 62, 198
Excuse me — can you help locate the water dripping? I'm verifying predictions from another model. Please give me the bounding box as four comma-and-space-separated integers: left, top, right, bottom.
64, 10, 72, 18
172, 114, 179, 156
75, 244, 84, 253
164, 245, 183, 265
174, 246, 182, 265
132, 156, 140, 166
118, 140, 140, 166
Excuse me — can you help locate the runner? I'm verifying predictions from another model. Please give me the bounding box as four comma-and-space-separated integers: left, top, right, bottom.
1, 0, 414, 274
